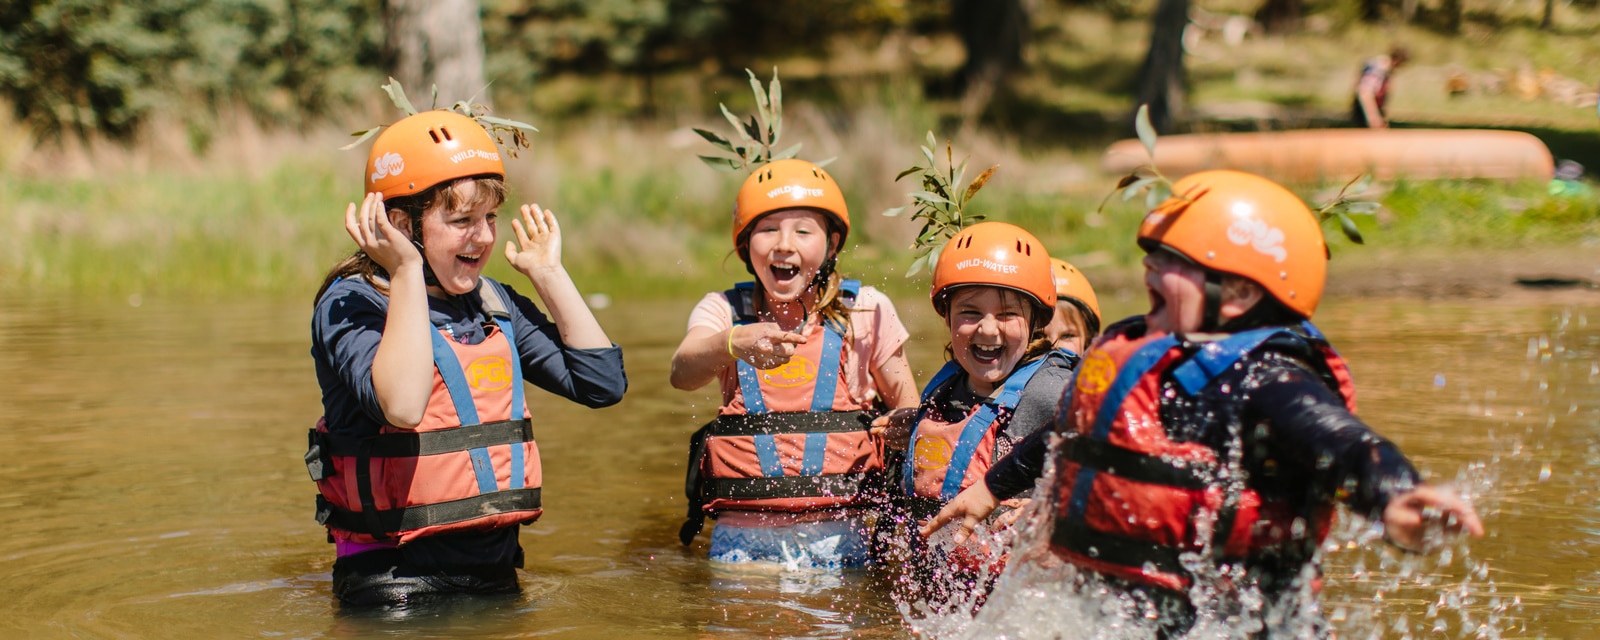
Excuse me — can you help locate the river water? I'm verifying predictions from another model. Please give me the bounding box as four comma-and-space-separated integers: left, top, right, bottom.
0, 292, 1594, 638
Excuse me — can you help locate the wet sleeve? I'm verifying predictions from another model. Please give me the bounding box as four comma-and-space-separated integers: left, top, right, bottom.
1008, 364, 1073, 441
505, 286, 628, 409
984, 426, 1052, 501
312, 282, 389, 422
1245, 363, 1422, 517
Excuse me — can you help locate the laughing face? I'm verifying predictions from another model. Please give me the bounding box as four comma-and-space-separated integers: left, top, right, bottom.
946, 286, 1036, 397
1045, 302, 1090, 354
1142, 248, 1208, 334
744, 209, 839, 304
417, 180, 500, 296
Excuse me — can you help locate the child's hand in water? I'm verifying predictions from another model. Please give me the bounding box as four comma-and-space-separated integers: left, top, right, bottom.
921, 481, 1001, 543
1382, 485, 1485, 552
505, 204, 565, 277
728, 323, 808, 370
869, 408, 919, 450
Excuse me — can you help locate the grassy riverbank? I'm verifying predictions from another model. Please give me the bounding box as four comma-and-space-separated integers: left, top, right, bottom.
3, 5, 1597, 301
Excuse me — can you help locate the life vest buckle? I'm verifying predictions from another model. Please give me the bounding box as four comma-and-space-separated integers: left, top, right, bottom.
304, 429, 331, 481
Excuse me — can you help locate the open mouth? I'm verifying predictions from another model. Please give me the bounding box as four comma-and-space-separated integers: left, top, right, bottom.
457, 253, 484, 267
1147, 285, 1166, 319
770, 264, 802, 284
970, 343, 1004, 365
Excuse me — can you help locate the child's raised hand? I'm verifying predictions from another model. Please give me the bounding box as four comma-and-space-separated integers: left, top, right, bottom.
1382, 485, 1484, 552
728, 323, 808, 370
921, 481, 1001, 543
505, 204, 564, 277
869, 408, 920, 450
344, 192, 422, 274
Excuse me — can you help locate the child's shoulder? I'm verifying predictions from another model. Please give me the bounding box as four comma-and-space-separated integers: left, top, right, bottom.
847, 284, 897, 311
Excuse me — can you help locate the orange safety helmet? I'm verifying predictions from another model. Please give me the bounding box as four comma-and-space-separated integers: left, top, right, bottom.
732, 159, 850, 257
365, 110, 504, 199
1050, 257, 1102, 330
1138, 170, 1326, 319
931, 222, 1056, 326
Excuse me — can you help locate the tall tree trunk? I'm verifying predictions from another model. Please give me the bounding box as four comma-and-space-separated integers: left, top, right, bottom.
1136, 0, 1189, 134
1540, 0, 1555, 30
1442, 0, 1462, 33
949, 0, 1031, 136
385, 0, 490, 108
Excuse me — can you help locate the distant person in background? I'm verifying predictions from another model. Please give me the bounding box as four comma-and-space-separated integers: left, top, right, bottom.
1353, 47, 1409, 128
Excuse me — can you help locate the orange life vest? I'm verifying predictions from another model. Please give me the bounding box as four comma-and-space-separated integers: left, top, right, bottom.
306, 277, 542, 545
1050, 321, 1355, 591
678, 281, 882, 543
904, 354, 1061, 502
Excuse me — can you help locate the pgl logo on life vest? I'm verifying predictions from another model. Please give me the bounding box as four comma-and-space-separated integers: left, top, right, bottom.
466, 356, 513, 391
914, 435, 953, 471
1076, 351, 1116, 395
761, 355, 816, 388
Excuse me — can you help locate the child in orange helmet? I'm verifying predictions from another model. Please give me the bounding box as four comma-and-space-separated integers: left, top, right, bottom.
924, 170, 1482, 635
306, 110, 626, 606
1045, 257, 1103, 355
872, 222, 1079, 607
670, 159, 919, 568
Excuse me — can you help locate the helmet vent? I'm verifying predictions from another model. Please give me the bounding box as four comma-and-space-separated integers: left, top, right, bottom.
440, 126, 454, 141
428, 129, 441, 143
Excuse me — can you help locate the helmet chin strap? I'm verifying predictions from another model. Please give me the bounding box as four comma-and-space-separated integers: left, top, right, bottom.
411, 215, 442, 289
1201, 270, 1223, 332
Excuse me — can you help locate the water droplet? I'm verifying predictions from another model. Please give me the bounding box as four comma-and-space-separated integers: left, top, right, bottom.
1539, 464, 1552, 482
1433, 373, 1445, 388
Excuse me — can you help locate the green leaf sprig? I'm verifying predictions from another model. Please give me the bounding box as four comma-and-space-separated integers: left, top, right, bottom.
694, 68, 809, 172
1314, 174, 1380, 245
881, 131, 999, 278
1100, 104, 1175, 213
340, 77, 538, 157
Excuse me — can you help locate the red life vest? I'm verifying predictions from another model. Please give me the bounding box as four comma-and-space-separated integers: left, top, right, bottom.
306, 277, 542, 545
1050, 321, 1355, 591
684, 280, 882, 531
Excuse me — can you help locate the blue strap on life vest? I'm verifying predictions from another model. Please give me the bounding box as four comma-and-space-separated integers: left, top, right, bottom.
727, 280, 859, 478
427, 277, 526, 496
482, 278, 527, 490
1169, 328, 1285, 396
903, 356, 1050, 500
1065, 335, 1180, 521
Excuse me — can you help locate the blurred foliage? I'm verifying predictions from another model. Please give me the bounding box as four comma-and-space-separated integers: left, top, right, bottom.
0, 0, 384, 141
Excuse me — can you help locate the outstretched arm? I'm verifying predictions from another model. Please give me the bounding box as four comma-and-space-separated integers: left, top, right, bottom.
1383, 485, 1484, 551
671, 322, 808, 390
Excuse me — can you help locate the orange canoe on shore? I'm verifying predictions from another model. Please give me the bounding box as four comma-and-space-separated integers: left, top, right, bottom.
1101, 129, 1555, 182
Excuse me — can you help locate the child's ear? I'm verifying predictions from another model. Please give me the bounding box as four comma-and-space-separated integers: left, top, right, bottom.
1220, 278, 1266, 319
387, 208, 415, 242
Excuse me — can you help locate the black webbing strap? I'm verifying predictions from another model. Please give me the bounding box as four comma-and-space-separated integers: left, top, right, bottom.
1202, 270, 1224, 331
705, 411, 868, 437
679, 420, 714, 545
317, 419, 535, 458
318, 487, 543, 535
704, 473, 867, 501
354, 439, 387, 539
1059, 438, 1217, 490
1051, 519, 1188, 580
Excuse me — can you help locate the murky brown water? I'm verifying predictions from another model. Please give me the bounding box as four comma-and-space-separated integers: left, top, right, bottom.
0, 291, 1594, 638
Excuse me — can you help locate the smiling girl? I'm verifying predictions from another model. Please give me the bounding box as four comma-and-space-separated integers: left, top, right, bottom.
306, 110, 626, 606
876, 222, 1077, 600
671, 159, 919, 568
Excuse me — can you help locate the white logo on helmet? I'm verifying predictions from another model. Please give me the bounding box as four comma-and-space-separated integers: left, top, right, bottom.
1225, 204, 1287, 263
955, 258, 1019, 274
766, 185, 825, 199
370, 152, 405, 182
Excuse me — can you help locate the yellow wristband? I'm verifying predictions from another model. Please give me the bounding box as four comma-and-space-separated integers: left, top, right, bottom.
726, 325, 739, 359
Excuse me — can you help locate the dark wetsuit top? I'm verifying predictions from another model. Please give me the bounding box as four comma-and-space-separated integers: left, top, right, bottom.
312, 277, 627, 571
